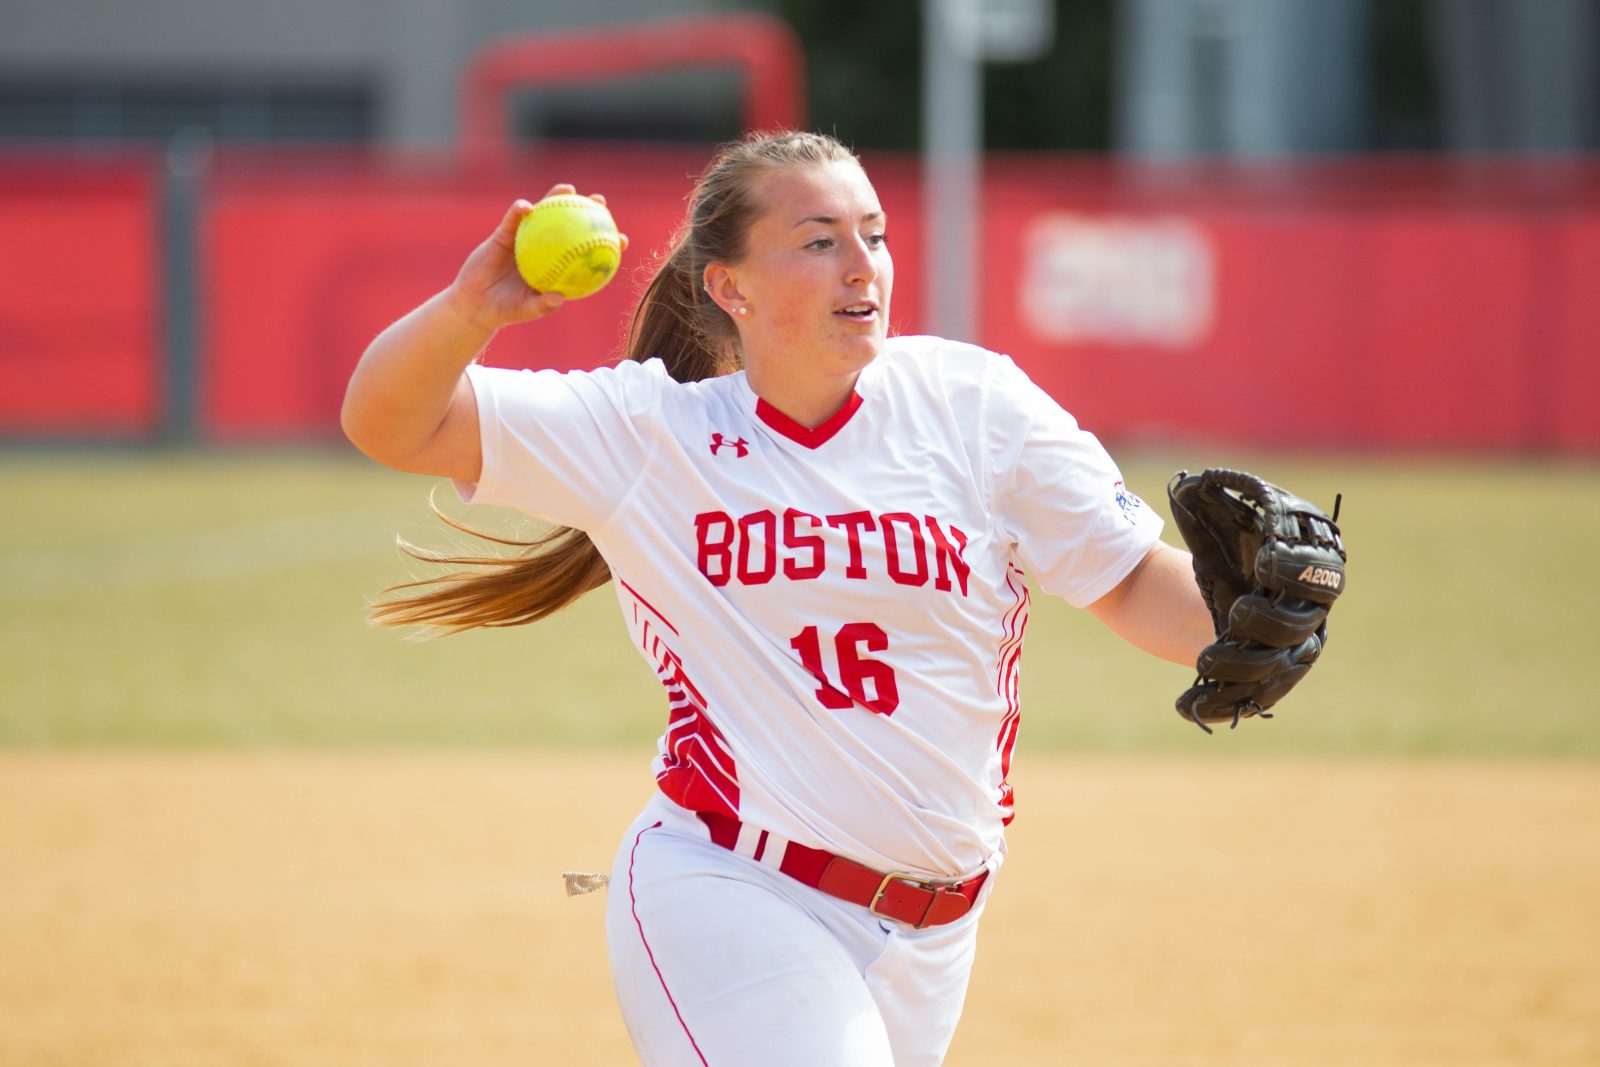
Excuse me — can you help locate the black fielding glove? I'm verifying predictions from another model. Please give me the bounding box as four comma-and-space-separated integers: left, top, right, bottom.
1167, 469, 1346, 733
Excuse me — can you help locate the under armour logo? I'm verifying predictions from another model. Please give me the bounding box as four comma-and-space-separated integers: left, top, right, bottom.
709, 433, 749, 457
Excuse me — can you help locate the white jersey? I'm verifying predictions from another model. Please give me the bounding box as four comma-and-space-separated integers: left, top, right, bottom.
462, 335, 1161, 878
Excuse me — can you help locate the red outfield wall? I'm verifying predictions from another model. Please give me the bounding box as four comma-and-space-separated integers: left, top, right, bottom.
2, 147, 1596, 449
0, 155, 162, 436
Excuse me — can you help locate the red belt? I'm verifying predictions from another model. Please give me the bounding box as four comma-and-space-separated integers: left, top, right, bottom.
697, 811, 988, 929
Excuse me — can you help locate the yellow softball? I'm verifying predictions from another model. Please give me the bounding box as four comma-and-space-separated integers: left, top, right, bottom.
513, 193, 623, 299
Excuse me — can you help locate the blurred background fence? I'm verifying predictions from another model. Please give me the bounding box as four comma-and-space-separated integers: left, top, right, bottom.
3, 0, 1597, 451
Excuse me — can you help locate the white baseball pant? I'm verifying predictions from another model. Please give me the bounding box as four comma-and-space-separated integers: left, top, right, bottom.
604, 794, 1000, 1066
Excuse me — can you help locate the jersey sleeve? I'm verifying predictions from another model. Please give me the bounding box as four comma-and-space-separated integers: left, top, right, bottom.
986, 354, 1164, 608
456, 359, 662, 530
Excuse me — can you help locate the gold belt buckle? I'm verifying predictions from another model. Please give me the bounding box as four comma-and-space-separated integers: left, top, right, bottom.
870, 871, 934, 924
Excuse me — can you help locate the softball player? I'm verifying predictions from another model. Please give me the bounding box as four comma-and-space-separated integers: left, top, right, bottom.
342, 131, 1214, 1065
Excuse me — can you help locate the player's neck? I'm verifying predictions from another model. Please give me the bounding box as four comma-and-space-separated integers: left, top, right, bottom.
746, 368, 861, 430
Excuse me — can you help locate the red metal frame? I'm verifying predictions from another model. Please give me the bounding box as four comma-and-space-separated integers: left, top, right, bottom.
459, 13, 806, 164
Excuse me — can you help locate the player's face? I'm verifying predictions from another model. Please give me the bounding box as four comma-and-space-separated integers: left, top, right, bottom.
719, 160, 893, 392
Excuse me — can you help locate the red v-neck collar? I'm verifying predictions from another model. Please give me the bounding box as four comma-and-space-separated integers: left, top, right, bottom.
755, 390, 865, 449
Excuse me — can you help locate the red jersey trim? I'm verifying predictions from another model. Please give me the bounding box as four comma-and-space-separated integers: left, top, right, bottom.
755, 390, 864, 449
995, 563, 1031, 826
619, 576, 680, 636
619, 577, 741, 819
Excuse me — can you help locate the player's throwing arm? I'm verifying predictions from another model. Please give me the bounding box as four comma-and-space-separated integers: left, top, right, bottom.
339, 187, 628, 483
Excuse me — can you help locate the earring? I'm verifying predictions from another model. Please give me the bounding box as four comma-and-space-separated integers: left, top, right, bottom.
735, 306, 749, 317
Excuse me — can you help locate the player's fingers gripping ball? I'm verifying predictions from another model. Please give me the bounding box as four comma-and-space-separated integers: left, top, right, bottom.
513, 193, 623, 299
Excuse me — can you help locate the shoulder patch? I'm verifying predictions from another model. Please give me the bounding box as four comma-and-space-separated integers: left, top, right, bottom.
1113, 480, 1145, 524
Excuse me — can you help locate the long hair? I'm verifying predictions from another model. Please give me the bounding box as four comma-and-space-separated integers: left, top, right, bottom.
370, 130, 860, 634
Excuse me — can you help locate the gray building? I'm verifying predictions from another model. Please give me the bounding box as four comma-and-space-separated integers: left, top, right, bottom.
3, 0, 1594, 155
1117, 0, 1598, 157
0, 0, 752, 147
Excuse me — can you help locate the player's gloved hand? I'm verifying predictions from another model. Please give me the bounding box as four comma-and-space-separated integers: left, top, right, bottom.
1167, 469, 1346, 732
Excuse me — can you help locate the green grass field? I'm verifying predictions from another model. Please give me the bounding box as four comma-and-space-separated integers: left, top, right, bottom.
3, 448, 1596, 757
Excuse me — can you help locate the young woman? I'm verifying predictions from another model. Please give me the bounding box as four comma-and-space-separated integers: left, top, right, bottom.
342, 131, 1212, 1066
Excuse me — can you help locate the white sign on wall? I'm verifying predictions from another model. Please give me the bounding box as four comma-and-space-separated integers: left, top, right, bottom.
1020, 213, 1216, 347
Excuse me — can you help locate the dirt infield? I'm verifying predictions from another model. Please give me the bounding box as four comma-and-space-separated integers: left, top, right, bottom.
2, 752, 1595, 1066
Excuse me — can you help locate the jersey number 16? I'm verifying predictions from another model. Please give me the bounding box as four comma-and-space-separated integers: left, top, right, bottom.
789, 623, 900, 717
